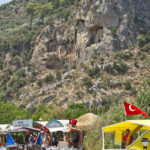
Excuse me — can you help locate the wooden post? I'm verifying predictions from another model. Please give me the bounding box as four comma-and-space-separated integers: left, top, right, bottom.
122, 101, 127, 120
102, 128, 105, 150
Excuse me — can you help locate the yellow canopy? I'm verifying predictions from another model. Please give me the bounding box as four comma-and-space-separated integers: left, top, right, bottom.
103, 120, 150, 133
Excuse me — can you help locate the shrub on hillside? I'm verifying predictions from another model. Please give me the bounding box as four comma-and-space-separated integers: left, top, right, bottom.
56, 71, 62, 81
56, 7, 72, 19
143, 42, 150, 51
72, 64, 76, 69
105, 61, 128, 74
124, 80, 132, 90
37, 79, 43, 87
100, 57, 105, 63
4, 68, 13, 75
43, 74, 55, 83
114, 50, 133, 60
113, 61, 128, 74
83, 65, 90, 73
76, 90, 84, 99
8, 77, 26, 92
131, 87, 137, 96
0, 40, 10, 53
15, 68, 26, 78
90, 60, 95, 66
0, 87, 13, 101
111, 27, 117, 37
137, 51, 146, 60
104, 64, 114, 74
87, 65, 100, 78
137, 32, 150, 48
0, 73, 10, 85
82, 77, 93, 88
12, 55, 21, 68
0, 59, 3, 70
145, 57, 150, 66
27, 75, 35, 83
91, 54, 98, 60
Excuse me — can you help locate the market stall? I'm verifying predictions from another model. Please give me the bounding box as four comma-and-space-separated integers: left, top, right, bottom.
0, 119, 51, 150
45, 120, 83, 150
102, 120, 150, 150
6, 126, 41, 150
55, 127, 82, 150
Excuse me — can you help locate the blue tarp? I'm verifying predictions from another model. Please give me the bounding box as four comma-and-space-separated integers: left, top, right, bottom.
7, 132, 16, 147
35, 133, 41, 146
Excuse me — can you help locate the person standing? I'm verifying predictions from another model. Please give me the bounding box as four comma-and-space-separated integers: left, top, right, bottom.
123, 129, 134, 147
29, 134, 34, 144
46, 134, 51, 148
41, 133, 46, 150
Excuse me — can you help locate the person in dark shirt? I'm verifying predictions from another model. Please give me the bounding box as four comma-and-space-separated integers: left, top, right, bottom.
52, 132, 58, 146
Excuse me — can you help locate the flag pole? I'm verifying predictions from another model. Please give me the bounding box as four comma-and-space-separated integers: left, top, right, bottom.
122, 101, 127, 120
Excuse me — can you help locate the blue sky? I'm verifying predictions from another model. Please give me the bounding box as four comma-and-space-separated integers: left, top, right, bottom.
0, 0, 12, 5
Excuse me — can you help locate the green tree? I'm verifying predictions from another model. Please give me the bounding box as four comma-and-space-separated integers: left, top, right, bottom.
0, 102, 31, 124
26, 3, 38, 29
65, 103, 89, 119
32, 104, 65, 121
36, 3, 53, 24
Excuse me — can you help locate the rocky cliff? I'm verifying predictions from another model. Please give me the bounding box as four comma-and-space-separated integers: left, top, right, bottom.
16, 0, 149, 111
31, 0, 150, 70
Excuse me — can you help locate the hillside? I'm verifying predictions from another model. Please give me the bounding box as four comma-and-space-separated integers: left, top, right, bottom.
0, 0, 150, 149
0, 0, 149, 110
0, 0, 79, 103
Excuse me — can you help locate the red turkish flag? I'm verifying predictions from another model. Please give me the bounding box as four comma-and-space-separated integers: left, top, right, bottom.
123, 101, 148, 117
40, 124, 50, 133
69, 118, 77, 126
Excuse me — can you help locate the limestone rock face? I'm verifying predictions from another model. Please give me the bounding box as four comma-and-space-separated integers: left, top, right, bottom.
31, 0, 150, 70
